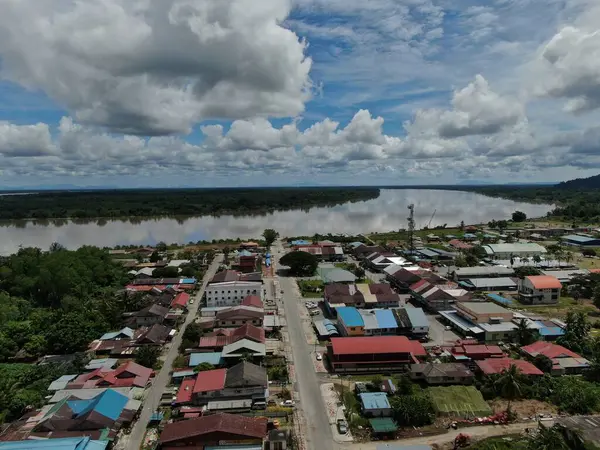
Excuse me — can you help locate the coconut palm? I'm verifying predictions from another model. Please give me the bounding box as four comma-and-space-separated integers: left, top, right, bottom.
495, 364, 522, 413
515, 318, 536, 345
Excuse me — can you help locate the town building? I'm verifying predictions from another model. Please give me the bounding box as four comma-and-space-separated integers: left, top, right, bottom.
66, 361, 153, 389
521, 341, 590, 375
205, 270, 263, 308
452, 266, 516, 281
337, 307, 365, 336
327, 336, 426, 373
197, 323, 265, 350
214, 305, 264, 328
0, 437, 108, 450
518, 275, 562, 305
324, 283, 402, 313
540, 269, 589, 284
409, 279, 458, 312
316, 267, 356, 284
129, 304, 170, 327
482, 243, 547, 260
360, 392, 392, 417
561, 234, 600, 247
409, 363, 474, 385
451, 342, 505, 361
459, 277, 518, 291
158, 413, 267, 449
451, 302, 517, 342
395, 307, 429, 337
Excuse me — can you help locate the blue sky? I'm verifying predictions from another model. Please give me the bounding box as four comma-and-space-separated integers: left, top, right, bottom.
1, 0, 600, 188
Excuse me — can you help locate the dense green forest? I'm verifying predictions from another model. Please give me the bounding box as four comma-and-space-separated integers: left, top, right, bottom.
0, 245, 135, 422
0, 187, 380, 220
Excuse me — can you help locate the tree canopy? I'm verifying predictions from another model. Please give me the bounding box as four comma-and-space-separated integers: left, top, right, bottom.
280, 251, 318, 276
262, 229, 279, 248
512, 211, 527, 222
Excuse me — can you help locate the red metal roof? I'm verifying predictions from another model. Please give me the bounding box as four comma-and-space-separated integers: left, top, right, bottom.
462, 345, 503, 357
175, 378, 195, 404
525, 275, 562, 290
522, 341, 581, 360
330, 336, 426, 356
67, 361, 152, 389
193, 368, 227, 393
159, 413, 267, 444
198, 324, 265, 348
171, 292, 190, 308
241, 295, 263, 308
448, 239, 473, 249
476, 358, 543, 376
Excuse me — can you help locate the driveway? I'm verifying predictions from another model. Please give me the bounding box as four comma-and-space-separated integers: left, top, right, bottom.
426, 313, 460, 345
125, 254, 222, 450
274, 243, 335, 450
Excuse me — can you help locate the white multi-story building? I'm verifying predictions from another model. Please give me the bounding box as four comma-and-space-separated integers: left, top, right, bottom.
518, 275, 562, 305
205, 281, 263, 307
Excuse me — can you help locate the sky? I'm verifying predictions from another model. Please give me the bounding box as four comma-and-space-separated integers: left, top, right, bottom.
1, 0, 600, 188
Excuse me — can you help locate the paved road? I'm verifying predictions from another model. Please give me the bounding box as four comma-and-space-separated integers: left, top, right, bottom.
273, 243, 335, 450
127, 255, 222, 450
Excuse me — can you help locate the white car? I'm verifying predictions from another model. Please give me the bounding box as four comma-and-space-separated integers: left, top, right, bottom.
280, 400, 294, 407
316, 353, 322, 361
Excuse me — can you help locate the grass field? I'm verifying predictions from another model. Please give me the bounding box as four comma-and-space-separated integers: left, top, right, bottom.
428, 386, 492, 418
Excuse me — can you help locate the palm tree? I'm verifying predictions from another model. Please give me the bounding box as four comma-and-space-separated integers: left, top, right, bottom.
495, 364, 522, 414
515, 318, 536, 345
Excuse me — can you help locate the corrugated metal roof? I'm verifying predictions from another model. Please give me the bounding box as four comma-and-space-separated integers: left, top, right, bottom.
375, 309, 398, 329
0, 437, 108, 450
359, 310, 379, 330
189, 352, 224, 367
464, 277, 517, 289
404, 307, 428, 328
360, 392, 390, 410
337, 306, 364, 327
483, 243, 547, 254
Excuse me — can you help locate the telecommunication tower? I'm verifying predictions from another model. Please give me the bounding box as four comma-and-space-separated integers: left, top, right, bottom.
407, 204, 415, 254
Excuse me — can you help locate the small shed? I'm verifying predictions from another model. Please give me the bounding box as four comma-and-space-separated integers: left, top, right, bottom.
369, 417, 398, 435
360, 392, 392, 417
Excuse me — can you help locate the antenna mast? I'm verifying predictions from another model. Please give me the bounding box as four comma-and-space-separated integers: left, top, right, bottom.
407, 204, 415, 254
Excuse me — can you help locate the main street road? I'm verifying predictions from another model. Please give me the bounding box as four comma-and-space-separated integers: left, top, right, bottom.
273, 243, 334, 450
127, 254, 222, 450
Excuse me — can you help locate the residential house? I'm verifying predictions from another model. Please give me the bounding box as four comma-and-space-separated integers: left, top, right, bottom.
476, 358, 543, 377
316, 267, 356, 284
205, 269, 263, 307
410, 280, 457, 312
357, 309, 399, 336
521, 341, 590, 375
214, 305, 264, 328
362, 283, 403, 308
0, 438, 108, 450
183, 362, 268, 406
129, 304, 169, 327
448, 239, 473, 251
324, 284, 366, 312
221, 339, 266, 362
360, 392, 392, 417
518, 275, 562, 305
353, 245, 387, 260
452, 266, 515, 281
170, 292, 189, 310
327, 336, 426, 373
451, 342, 505, 361
198, 323, 265, 350
135, 324, 171, 345
410, 363, 474, 385
452, 302, 518, 342
99, 327, 134, 341
67, 361, 153, 389
159, 413, 267, 449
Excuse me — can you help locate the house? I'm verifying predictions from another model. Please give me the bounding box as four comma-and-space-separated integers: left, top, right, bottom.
84, 358, 118, 372
67, 361, 153, 389
448, 239, 473, 251
518, 275, 562, 305
521, 341, 590, 375
170, 292, 190, 309
214, 305, 264, 328
337, 307, 365, 336
540, 269, 589, 284
460, 277, 518, 291
316, 267, 356, 284
205, 269, 263, 308
324, 284, 366, 312
0, 438, 108, 450
198, 323, 265, 350
130, 304, 169, 327
360, 392, 392, 417
159, 413, 267, 449
221, 338, 266, 362
353, 245, 387, 259
453, 302, 517, 342
410, 363, 474, 385
395, 307, 429, 337
327, 336, 426, 373
482, 243, 547, 260
188, 352, 225, 368
451, 342, 505, 361
15, 389, 139, 441
47, 374, 78, 392
188, 362, 267, 406
135, 324, 171, 345
410, 280, 457, 312
100, 327, 134, 341
476, 358, 543, 376
363, 283, 403, 308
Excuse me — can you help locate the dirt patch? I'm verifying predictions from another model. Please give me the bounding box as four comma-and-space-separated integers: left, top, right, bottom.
489, 399, 557, 418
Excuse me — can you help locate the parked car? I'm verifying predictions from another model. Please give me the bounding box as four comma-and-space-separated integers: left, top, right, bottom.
280, 400, 294, 407
316, 353, 322, 361
337, 419, 348, 434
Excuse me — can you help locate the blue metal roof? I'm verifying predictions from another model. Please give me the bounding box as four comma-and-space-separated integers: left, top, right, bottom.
100, 327, 134, 340
486, 293, 514, 305
349, 241, 365, 248
172, 369, 196, 378
404, 307, 428, 328
374, 309, 398, 329
67, 389, 128, 421
534, 321, 565, 337
0, 437, 108, 450
189, 352, 224, 367
180, 278, 197, 284
562, 234, 597, 243
360, 392, 391, 410
291, 240, 310, 246
337, 307, 364, 327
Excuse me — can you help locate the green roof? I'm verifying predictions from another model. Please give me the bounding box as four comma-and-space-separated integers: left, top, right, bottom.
369, 417, 398, 433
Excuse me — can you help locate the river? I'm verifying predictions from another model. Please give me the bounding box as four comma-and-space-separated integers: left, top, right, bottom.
0, 189, 553, 254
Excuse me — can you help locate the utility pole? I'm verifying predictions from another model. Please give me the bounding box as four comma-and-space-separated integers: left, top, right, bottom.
407, 204, 415, 255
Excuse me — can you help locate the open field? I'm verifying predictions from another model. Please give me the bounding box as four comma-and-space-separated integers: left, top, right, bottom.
428, 386, 492, 418
515, 296, 598, 318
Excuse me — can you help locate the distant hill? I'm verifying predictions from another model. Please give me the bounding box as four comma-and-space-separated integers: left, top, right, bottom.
557, 174, 600, 189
